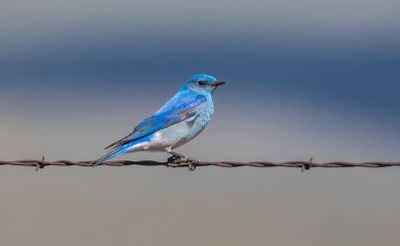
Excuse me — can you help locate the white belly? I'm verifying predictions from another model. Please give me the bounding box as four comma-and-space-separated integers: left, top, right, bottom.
130, 112, 211, 152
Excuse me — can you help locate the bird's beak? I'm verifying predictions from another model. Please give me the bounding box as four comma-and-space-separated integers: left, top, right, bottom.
209, 81, 226, 87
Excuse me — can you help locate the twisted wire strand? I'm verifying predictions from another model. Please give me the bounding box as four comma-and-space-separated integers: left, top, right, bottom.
0, 159, 399, 171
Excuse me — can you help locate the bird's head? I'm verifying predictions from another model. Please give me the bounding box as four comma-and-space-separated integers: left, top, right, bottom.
180, 74, 225, 95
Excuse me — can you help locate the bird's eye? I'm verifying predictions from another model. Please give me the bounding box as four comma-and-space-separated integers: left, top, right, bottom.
197, 80, 205, 86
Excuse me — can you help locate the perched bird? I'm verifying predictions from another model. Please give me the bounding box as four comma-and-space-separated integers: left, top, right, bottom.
93, 74, 225, 166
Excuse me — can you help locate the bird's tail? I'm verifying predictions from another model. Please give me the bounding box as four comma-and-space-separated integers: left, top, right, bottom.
92, 143, 132, 166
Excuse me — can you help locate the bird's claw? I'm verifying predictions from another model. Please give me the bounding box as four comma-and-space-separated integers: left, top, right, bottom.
167, 155, 197, 171
167, 155, 183, 166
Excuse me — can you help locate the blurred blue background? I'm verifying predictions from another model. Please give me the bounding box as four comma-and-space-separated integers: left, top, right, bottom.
0, 1, 399, 245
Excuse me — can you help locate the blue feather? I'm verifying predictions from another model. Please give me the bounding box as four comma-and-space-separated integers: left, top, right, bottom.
104, 92, 206, 150
93, 74, 224, 165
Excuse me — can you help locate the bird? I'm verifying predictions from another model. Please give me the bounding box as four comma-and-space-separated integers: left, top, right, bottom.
92, 74, 225, 166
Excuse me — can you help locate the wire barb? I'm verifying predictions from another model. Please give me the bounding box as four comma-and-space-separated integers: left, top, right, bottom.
301, 157, 313, 172
35, 156, 46, 172
0, 159, 400, 170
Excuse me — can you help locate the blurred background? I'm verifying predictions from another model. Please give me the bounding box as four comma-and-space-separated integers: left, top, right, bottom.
1, 0, 399, 245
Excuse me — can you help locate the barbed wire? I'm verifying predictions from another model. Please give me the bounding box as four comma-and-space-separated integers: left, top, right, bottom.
0, 157, 399, 171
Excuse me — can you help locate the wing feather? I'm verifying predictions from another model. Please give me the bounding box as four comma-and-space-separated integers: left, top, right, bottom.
105, 93, 206, 150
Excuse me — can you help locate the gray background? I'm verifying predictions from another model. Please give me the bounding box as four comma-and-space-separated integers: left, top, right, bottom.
1, 0, 399, 245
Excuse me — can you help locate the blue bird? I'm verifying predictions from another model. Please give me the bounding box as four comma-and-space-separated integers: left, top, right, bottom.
93, 74, 225, 166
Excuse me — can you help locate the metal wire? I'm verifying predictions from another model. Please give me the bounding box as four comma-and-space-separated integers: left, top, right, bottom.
0, 157, 399, 171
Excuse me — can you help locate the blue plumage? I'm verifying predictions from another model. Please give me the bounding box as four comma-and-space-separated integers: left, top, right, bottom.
93, 74, 225, 165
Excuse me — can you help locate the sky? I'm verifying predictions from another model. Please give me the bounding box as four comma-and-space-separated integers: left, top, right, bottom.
0, 1, 400, 246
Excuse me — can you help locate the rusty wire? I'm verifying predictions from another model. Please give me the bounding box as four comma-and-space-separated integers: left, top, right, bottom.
0, 157, 399, 171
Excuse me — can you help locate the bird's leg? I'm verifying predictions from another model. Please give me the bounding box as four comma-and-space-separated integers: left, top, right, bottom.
167, 155, 180, 164
165, 148, 196, 171
165, 147, 196, 171
169, 151, 186, 159
165, 147, 185, 164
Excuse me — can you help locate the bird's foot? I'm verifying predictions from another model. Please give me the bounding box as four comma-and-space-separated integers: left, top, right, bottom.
167, 150, 186, 166
167, 155, 197, 171
167, 154, 183, 165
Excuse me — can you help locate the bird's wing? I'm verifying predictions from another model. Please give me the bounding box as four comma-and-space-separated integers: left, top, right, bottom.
105, 93, 206, 150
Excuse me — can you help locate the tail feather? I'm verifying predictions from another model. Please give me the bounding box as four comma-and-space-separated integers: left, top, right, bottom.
92, 143, 132, 166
